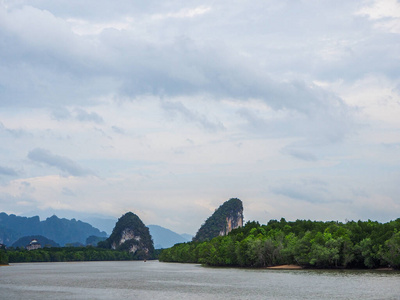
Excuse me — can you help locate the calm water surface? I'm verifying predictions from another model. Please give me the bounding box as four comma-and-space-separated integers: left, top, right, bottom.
1, 261, 399, 299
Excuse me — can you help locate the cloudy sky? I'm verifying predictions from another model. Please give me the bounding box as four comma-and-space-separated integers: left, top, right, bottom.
1, 0, 399, 234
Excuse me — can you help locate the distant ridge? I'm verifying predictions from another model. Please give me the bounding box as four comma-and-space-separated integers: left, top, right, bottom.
148, 225, 189, 249
0, 212, 107, 246
180, 233, 193, 242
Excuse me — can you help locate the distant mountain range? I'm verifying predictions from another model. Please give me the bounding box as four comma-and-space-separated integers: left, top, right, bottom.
148, 225, 191, 249
20, 209, 118, 235
0, 212, 107, 246
1, 198, 240, 250
0, 211, 192, 249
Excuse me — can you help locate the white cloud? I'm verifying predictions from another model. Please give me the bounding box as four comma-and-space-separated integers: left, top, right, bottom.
0, 0, 399, 233
357, 0, 400, 33
152, 6, 211, 20
358, 0, 400, 19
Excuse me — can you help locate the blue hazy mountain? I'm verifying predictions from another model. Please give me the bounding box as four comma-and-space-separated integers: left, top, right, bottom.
0, 212, 107, 246
21, 209, 117, 235
148, 225, 191, 249
2, 210, 193, 249
180, 233, 194, 241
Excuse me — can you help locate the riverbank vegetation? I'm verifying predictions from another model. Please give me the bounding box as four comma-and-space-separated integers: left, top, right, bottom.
0, 246, 149, 264
159, 218, 400, 269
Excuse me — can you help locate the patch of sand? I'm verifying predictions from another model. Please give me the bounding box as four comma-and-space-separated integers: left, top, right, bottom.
267, 264, 302, 270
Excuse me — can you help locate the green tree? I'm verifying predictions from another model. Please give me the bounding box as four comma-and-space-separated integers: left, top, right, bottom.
0, 249, 8, 265
358, 238, 378, 268
380, 231, 400, 269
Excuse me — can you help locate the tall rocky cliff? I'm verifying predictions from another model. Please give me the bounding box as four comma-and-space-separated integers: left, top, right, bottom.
99, 212, 154, 259
193, 198, 243, 242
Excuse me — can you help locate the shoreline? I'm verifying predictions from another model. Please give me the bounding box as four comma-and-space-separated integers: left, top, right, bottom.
265, 265, 397, 271
266, 265, 303, 270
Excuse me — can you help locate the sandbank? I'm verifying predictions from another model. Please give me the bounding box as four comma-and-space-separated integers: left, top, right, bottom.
267, 264, 302, 270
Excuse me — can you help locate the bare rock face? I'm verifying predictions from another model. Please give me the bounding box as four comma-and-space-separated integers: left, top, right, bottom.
102, 212, 154, 259
111, 228, 142, 253
193, 198, 244, 242
219, 212, 244, 236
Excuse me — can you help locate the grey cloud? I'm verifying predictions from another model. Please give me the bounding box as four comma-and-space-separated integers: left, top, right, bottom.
281, 147, 318, 162
117, 35, 348, 118
94, 127, 112, 139
0, 165, 19, 176
236, 103, 352, 144
0, 3, 353, 115
0, 5, 118, 108
0, 192, 38, 212
271, 179, 347, 204
161, 100, 224, 131
74, 108, 104, 124
51, 107, 105, 124
0, 0, 383, 151
0, 122, 29, 138
51, 107, 72, 120
381, 143, 400, 150
237, 108, 268, 130
27, 148, 93, 176
271, 185, 319, 203
19, 181, 36, 193
3, 0, 168, 21
111, 126, 125, 134
62, 187, 76, 197
0, 1, 356, 146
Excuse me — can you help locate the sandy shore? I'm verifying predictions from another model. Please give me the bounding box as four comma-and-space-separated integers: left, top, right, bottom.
266, 264, 303, 270
266, 265, 397, 271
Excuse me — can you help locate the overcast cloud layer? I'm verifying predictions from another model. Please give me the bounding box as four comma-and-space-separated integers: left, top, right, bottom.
1, 0, 399, 234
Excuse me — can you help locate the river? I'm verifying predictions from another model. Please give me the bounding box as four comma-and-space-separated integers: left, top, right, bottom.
1, 261, 399, 299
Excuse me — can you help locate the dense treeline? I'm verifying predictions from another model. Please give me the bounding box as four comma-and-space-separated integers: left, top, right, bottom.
159, 218, 400, 269
0, 246, 144, 264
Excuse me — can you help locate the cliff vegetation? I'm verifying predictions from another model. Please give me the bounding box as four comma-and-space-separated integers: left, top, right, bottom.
193, 198, 243, 242
98, 212, 154, 259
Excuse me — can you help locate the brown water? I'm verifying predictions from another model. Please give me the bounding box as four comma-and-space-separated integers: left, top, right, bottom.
1, 261, 399, 299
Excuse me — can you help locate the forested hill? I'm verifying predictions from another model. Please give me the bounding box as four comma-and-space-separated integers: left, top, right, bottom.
160, 218, 400, 269
193, 198, 243, 242
0, 212, 107, 246
12, 235, 60, 248
98, 212, 154, 259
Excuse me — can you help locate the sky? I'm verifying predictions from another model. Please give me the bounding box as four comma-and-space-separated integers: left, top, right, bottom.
1, 0, 400, 235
